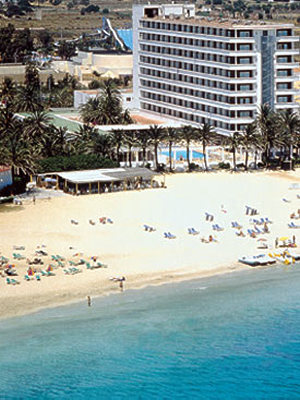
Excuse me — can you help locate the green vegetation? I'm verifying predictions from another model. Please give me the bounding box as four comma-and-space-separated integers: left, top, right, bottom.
37, 154, 117, 173
80, 79, 133, 125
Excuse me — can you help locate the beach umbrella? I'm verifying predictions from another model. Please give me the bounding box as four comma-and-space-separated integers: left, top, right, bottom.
257, 238, 267, 242
279, 237, 289, 241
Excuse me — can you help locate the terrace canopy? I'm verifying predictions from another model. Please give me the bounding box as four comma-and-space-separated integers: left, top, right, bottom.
38, 167, 162, 195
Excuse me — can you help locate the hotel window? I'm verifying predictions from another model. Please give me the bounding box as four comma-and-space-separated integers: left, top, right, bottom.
238, 84, 252, 91
238, 30, 251, 38
238, 57, 251, 64
277, 30, 290, 37
239, 97, 252, 104
238, 111, 252, 118
238, 44, 251, 51
277, 83, 290, 90
277, 43, 291, 50
277, 70, 289, 77
277, 96, 290, 103
238, 71, 251, 78
277, 57, 289, 63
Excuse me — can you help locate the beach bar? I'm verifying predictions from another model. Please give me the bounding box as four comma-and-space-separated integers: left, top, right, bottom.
37, 167, 164, 195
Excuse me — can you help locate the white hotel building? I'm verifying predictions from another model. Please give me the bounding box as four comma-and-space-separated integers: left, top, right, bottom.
133, 3, 299, 135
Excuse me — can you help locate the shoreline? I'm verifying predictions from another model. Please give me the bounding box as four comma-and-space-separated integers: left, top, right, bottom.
0, 262, 246, 321
1, 170, 299, 321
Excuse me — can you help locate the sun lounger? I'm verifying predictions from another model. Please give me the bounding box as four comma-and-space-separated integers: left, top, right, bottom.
97, 262, 108, 268
213, 224, 224, 232
36, 275, 41, 281
254, 226, 263, 234
89, 220, 96, 225
167, 232, 176, 239
36, 250, 48, 256
188, 228, 199, 235
41, 270, 55, 277
283, 198, 291, 203
265, 217, 273, 224
107, 218, 113, 224
13, 246, 25, 250
12, 253, 25, 260
288, 222, 300, 229
232, 222, 242, 229
71, 219, 79, 225
7, 278, 19, 285
69, 267, 82, 274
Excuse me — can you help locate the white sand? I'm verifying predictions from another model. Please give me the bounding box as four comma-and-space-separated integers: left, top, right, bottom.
0, 170, 299, 319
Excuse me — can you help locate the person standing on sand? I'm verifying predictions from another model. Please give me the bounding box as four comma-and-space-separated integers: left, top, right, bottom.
275, 238, 278, 248
87, 296, 91, 307
33, 196, 36, 205
119, 277, 126, 292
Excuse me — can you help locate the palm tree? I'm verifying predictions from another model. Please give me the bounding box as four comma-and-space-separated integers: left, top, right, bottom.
194, 123, 216, 171
240, 122, 260, 171
179, 125, 196, 171
23, 110, 51, 142
110, 129, 124, 165
15, 86, 43, 113
225, 132, 244, 171
0, 118, 36, 182
72, 124, 97, 154
80, 97, 102, 125
256, 104, 281, 167
123, 130, 137, 167
277, 110, 300, 169
0, 77, 16, 106
90, 133, 113, 159
136, 130, 151, 167
148, 125, 165, 171
164, 127, 179, 172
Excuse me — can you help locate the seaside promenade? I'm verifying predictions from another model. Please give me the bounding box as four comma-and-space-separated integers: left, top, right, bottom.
0, 170, 299, 319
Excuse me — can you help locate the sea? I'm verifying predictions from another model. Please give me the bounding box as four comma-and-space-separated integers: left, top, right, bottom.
0, 265, 299, 400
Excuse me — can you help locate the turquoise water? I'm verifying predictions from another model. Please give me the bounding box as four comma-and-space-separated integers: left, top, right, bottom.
0, 265, 299, 399
161, 150, 204, 160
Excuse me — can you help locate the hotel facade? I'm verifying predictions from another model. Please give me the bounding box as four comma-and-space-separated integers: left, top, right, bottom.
133, 3, 299, 135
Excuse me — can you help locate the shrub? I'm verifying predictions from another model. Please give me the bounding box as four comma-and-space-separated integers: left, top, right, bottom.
218, 162, 230, 169
37, 154, 118, 173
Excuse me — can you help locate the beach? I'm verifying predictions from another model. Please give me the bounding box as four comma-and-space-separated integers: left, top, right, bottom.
0, 170, 299, 319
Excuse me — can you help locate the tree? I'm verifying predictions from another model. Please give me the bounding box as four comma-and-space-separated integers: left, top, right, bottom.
194, 123, 216, 171
256, 104, 281, 166
0, 108, 35, 181
136, 130, 151, 167
123, 130, 136, 167
15, 86, 42, 112
164, 127, 179, 172
277, 110, 300, 168
225, 132, 244, 171
80, 79, 129, 126
0, 77, 16, 106
110, 129, 124, 165
240, 122, 260, 170
179, 125, 195, 171
23, 110, 51, 142
15, 63, 42, 112
148, 125, 165, 171
38, 30, 53, 53
57, 41, 76, 60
